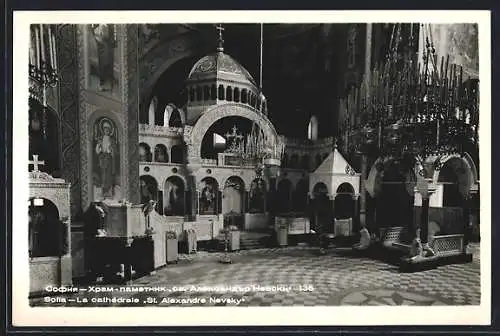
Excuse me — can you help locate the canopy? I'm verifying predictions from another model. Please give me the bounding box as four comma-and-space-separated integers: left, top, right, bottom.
309, 147, 361, 198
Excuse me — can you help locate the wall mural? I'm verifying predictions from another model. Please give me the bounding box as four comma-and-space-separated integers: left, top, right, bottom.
248, 178, 266, 213
92, 117, 121, 200
164, 176, 185, 216
199, 177, 218, 215
87, 24, 119, 95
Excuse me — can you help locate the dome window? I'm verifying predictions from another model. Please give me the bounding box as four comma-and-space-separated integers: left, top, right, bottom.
307, 115, 318, 141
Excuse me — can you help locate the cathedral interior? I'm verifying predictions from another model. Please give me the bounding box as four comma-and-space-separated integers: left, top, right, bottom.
27, 23, 481, 294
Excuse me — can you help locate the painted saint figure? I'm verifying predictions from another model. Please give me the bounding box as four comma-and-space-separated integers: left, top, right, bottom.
93, 118, 119, 199
249, 178, 266, 213
200, 184, 216, 214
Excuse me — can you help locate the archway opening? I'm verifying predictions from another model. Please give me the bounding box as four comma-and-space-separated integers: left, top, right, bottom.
154, 144, 168, 163
28, 197, 63, 258
438, 158, 470, 207
248, 178, 266, 213
144, 55, 198, 125
222, 176, 245, 229
312, 182, 330, 234
140, 175, 161, 214
200, 116, 254, 160
377, 160, 414, 229
199, 177, 220, 215
335, 182, 355, 219
307, 115, 318, 141
164, 176, 185, 216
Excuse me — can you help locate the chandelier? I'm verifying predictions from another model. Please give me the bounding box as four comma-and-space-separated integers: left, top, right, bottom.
343, 24, 479, 166
224, 122, 285, 178
29, 24, 59, 106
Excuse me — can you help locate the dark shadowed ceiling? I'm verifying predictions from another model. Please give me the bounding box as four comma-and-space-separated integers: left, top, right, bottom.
150, 24, 349, 138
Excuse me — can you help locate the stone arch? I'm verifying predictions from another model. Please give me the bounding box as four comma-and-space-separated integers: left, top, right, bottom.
164, 104, 185, 127
188, 103, 279, 162
437, 156, 474, 202
140, 44, 199, 105
162, 173, 187, 189
154, 144, 169, 162
366, 156, 417, 198
335, 182, 356, 219
433, 153, 477, 197
223, 175, 246, 191
28, 197, 63, 257
336, 182, 355, 195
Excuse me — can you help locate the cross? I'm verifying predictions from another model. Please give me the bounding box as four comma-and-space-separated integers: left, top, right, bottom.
225, 125, 239, 140
29, 154, 45, 172
216, 24, 225, 40
216, 24, 225, 52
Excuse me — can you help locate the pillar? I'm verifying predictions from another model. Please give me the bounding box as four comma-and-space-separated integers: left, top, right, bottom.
243, 190, 248, 213
419, 196, 430, 245
330, 194, 336, 234
359, 153, 368, 231
352, 194, 360, 233
364, 23, 373, 86
462, 194, 471, 252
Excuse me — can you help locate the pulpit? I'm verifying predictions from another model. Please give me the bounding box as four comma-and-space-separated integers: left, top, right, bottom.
28, 155, 72, 295
86, 200, 151, 281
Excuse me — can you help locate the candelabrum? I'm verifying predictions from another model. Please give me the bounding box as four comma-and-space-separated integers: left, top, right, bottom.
219, 227, 232, 264
29, 24, 59, 106
342, 33, 479, 164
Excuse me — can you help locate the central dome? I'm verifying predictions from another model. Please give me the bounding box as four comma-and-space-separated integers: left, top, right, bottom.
187, 52, 257, 87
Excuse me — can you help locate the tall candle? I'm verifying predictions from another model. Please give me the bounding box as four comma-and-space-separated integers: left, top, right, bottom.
29, 28, 35, 65
40, 24, 45, 62
51, 30, 57, 71
48, 26, 54, 67
35, 27, 41, 69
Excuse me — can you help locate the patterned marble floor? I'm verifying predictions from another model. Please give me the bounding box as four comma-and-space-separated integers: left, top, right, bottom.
31, 243, 481, 307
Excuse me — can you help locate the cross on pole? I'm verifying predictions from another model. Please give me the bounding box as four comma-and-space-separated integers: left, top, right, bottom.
216, 24, 225, 40
216, 24, 225, 52
29, 154, 45, 172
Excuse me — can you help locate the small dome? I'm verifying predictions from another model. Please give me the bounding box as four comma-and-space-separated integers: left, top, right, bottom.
187, 52, 257, 87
